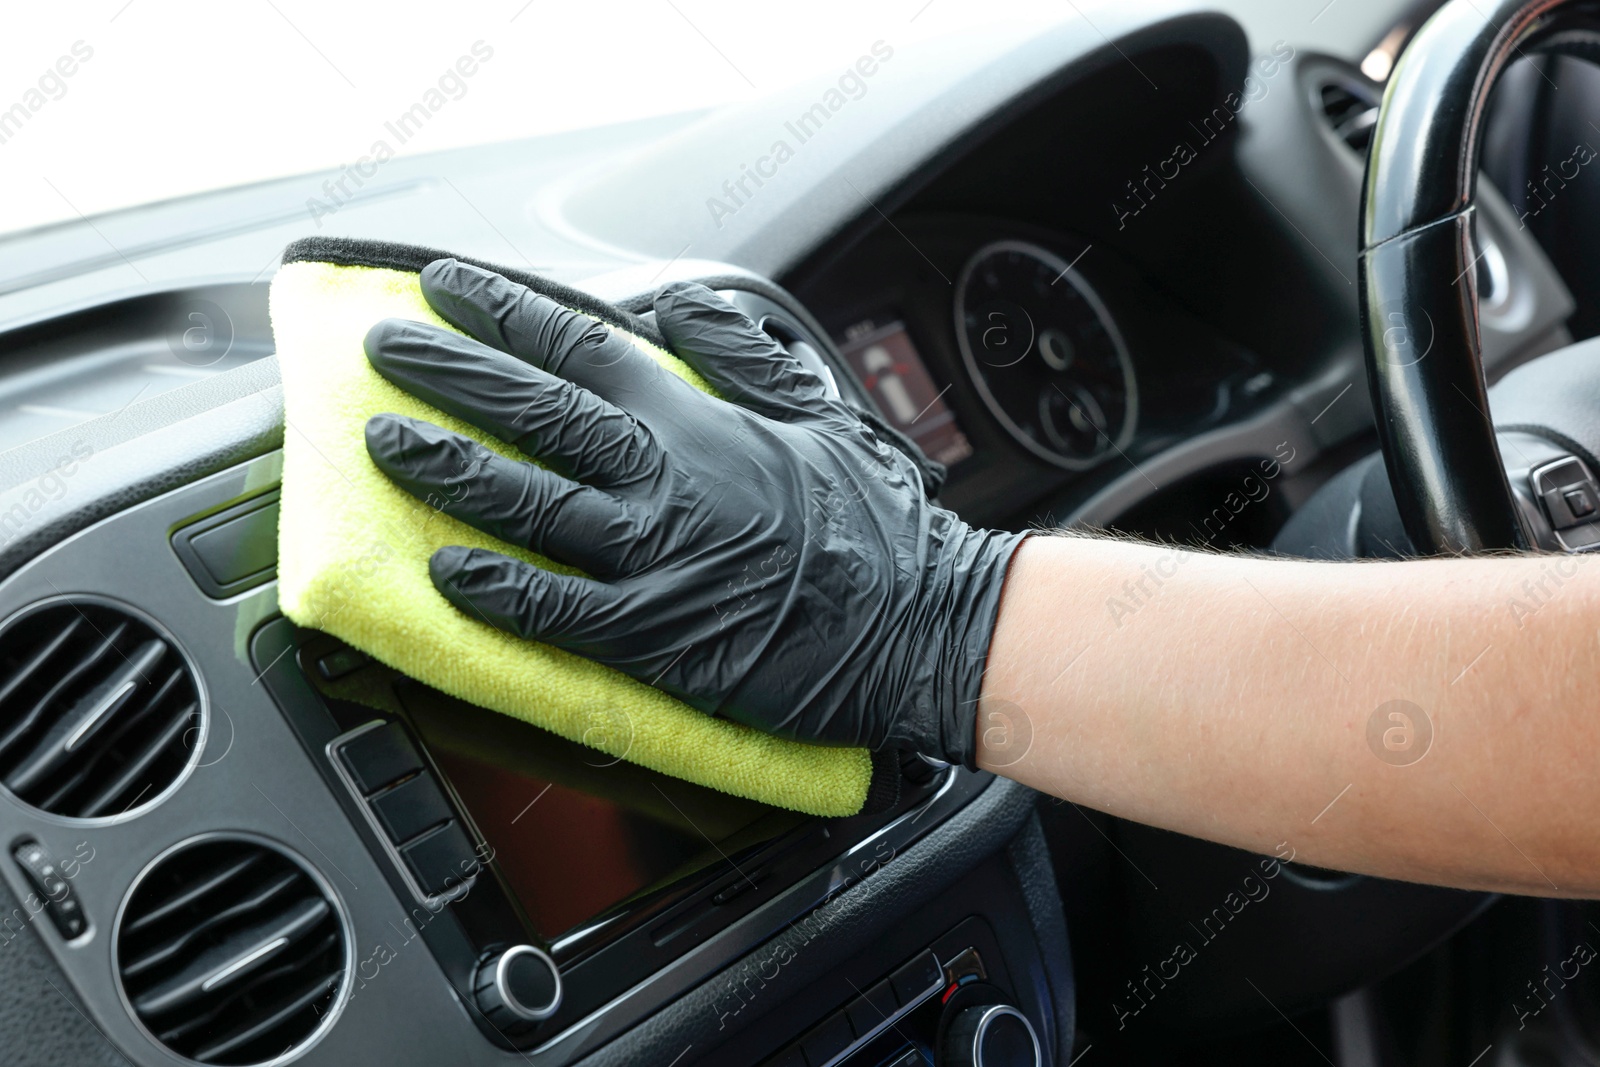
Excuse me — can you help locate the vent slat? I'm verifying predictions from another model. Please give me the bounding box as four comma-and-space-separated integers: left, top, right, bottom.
43, 668, 188, 816
118, 839, 345, 1065
1319, 80, 1379, 155
0, 602, 200, 821
90, 667, 188, 761
155, 929, 341, 1046
121, 869, 301, 980
132, 895, 331, 1018
76, 700, 198, 818
5, 639, 167, 795
0, 616, 85, 727
0, 619, 128, 765
189, 971, 340, 1063
123, 852, 264, 936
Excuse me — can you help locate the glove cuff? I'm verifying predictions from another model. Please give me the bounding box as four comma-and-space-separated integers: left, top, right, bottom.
886, 525, 1029, 768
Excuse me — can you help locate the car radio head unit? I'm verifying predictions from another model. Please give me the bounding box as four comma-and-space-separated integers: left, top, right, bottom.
257, 623, 972, 1056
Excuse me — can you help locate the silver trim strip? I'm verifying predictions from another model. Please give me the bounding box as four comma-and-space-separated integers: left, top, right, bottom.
201, 935, 288, 991
64, 679, 135, 751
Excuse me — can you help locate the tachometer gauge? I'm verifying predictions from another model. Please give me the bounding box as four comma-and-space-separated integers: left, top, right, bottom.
954, 240, 1138, 470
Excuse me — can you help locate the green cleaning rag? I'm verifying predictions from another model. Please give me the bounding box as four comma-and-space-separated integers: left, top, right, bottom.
269, 239, 873, 817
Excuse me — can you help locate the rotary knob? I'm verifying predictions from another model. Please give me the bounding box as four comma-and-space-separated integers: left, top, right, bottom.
943, 1003, 1041, 1067
473, 945, 562, 1030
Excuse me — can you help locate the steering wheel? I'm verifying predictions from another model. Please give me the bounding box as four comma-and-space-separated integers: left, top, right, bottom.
1362, 0, 1600, 553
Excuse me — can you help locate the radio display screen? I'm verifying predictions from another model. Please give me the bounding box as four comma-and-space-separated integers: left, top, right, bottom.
837, 319, 973, 467
400, 682, 800, 945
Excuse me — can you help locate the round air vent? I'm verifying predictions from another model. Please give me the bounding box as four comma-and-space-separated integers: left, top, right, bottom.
0, 599, 203, 819
116, 837, 349, 1065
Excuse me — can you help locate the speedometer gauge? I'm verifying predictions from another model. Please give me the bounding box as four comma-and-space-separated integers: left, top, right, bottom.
954, 240, 1138, 470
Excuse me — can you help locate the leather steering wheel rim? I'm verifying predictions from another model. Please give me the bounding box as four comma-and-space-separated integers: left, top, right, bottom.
1359, 0, 1600, 553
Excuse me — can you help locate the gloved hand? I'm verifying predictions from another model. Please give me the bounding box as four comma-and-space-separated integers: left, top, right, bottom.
362, 259, 1025, 767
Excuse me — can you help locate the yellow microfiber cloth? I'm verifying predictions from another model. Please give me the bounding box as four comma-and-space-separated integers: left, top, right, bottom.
269, 237, 874, 817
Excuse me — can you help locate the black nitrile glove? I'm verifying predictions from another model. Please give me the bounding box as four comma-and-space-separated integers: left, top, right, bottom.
362, 259, 1025, 767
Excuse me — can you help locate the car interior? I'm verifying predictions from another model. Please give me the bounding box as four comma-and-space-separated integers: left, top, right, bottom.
6, 1, 1600, 1065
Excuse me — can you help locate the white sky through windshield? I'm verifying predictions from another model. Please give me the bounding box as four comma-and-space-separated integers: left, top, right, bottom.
0, 0, 1404, 237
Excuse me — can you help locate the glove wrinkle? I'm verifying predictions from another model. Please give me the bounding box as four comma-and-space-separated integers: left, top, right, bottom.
370, 269, 1027, 766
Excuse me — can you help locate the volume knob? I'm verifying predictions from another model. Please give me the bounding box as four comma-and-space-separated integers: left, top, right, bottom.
473, 945, 562, 1030
944, 1004, 1041, 1067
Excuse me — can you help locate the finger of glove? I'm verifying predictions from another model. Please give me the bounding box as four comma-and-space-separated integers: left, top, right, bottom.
653, 281, 830, 419
366, 414, 644, 578
420, 257, 665, 406
364, 318, 661, 487
430, 545, 624, 646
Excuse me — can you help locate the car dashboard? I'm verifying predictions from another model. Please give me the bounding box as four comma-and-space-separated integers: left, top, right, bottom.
0, 3, 1581, 1066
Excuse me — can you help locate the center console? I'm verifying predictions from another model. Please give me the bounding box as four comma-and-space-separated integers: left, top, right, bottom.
250, 615, 1035, 1063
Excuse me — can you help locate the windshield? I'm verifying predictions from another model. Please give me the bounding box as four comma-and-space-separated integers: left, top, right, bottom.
2, 0, 1409, 240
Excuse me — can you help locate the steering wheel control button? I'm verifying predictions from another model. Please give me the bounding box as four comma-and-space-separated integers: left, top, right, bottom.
369, 772, 454, 845
474, 945, 562, 1030
1530, 456, 1600, 549
890, 950, 943, 1004
12, 841, 87, 940
337, 721, 424, 794
945, 1004, 1042, 1067
399, 819, 480, 896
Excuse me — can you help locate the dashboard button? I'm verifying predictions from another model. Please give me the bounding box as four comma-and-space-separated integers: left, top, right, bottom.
338, 722, 423, 795
315, 645, 371, 681
890, 951, 942, 1005
369, 772, 453, 845
845, 979, 897, 1037
799, 1012, 853, 1066
12, 841, 87, 940
399, 820, 480, 896
171, 491, 280, 597
185, 500, 279, 586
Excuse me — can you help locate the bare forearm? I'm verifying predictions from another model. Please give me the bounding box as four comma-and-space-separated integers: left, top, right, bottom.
977, 534, 1600, 896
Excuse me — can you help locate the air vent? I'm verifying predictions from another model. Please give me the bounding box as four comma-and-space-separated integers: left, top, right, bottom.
0, 600, 202, 819
116, 838, 348, 1065
1319, 80, 1380, 154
